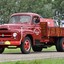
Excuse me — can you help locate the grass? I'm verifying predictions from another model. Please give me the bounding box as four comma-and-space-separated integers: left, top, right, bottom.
43, 46, 56, 51
1, 46, 62, 64
4, 48, 21, 53
3, 46, 56, 53
0, 58, 64, 64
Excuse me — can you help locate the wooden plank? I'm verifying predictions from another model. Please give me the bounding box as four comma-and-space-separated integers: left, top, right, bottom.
40, 22, 47, 37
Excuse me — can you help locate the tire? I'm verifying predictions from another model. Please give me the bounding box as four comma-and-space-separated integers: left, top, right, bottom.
32, 46, 42, 52
20, 37, 31, 54
0, 47, 5, 54
56, 38, 64, 52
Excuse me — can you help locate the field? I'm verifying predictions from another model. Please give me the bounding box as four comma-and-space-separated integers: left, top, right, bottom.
0, 58, 64, 64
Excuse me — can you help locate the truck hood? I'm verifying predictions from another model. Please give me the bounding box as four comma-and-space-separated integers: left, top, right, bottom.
0, 24, 22, 30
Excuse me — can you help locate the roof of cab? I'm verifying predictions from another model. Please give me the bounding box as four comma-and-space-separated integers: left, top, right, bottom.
11, 12, 41, 17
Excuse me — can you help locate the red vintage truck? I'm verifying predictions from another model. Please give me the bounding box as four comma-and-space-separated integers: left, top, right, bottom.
0, 13, 64, 54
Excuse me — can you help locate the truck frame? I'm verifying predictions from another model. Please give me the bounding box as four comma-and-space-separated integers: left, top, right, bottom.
0, 12, 64, 54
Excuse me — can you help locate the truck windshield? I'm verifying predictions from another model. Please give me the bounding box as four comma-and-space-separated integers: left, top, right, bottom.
9, 15, 31, 23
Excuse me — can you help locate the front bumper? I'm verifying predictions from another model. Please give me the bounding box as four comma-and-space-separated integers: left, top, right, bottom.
0, 40, 21, 46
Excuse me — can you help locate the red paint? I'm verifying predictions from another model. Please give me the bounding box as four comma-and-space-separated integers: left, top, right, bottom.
0, 12, 64, 50
9, 41, 20, 45
24, 40, 30, 51
40, 18, 54, 27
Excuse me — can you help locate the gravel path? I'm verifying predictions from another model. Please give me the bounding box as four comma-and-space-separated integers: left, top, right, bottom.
0, 51, 64, 62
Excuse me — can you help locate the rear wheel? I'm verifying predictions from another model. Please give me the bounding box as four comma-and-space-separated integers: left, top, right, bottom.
0, 47, 5, 54
32, 46, 42, 52
20, 37, 31, 54
56, 38, 64, 52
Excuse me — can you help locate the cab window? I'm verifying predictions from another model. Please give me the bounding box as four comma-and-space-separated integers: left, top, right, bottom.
32, 16, 40, 24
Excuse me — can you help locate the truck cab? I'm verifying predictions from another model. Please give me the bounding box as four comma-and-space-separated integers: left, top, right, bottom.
0, 13, 64, 54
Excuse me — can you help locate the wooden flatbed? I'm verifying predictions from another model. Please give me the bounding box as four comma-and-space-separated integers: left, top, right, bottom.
40, 22, 64, 37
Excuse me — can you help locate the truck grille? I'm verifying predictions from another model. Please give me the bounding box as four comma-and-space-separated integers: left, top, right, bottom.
0, 32, 12, 38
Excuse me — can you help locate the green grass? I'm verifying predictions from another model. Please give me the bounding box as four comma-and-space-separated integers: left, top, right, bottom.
1, 46, 61, 64
43, 46, 56, 51
0, 58, 64, 64
4, 48, 21, 53
4, 46, 56, 53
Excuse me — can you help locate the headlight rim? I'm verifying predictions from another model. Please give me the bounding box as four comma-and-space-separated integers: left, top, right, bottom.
13, 32, 17, 38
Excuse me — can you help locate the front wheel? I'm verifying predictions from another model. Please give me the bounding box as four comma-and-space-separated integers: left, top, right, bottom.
0, 47, 5, 54
20, 37, 31, 54
56, 38, 64, 52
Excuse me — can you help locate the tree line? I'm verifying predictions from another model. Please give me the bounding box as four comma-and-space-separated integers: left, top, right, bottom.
0, 0, 64, 23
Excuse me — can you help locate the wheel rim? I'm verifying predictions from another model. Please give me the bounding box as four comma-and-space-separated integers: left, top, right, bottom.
24, 40, 30, 51
62, 42, 64, 49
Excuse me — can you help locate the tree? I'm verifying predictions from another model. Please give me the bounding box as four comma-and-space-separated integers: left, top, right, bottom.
0, 0, 64, 23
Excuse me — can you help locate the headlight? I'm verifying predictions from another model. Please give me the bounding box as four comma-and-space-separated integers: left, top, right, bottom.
13, 33, 17, 38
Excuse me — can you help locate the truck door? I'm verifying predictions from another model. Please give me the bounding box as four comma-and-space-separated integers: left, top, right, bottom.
32, 16, 41, 42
